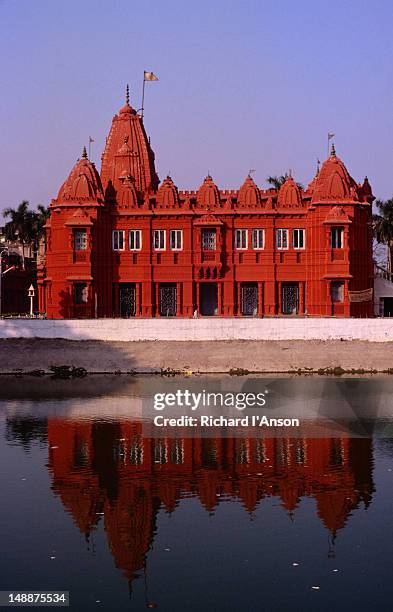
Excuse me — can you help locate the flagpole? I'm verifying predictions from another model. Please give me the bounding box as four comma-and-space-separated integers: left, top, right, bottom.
89, 138, 92, 160
141, 71, 158, 121
141, 76, 146, 121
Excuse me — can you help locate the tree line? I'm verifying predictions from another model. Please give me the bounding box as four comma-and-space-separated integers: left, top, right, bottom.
2, 201, 50, 269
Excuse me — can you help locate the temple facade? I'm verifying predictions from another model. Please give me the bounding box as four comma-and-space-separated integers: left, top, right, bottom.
38, 90, 374, 319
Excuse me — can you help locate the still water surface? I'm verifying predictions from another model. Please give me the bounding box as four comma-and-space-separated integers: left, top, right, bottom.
1, 376, 393, 611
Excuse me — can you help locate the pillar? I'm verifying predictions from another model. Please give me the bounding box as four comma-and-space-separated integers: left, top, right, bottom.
327, 281, 332, 316
258, 282, 263, 317
142, 282, 153, 317
218, 282, 222, 316
278, 281, 282, 315
196, 282, 200, 315
299, 282, 305, 315
113, 283, 119, 317
136, 283, 141, 317
176, 282, 181, 316
344, 280, 350, 316
155, 283, 160, 317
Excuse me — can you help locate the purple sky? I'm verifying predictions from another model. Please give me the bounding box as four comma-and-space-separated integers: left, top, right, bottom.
1, 0, 393, 214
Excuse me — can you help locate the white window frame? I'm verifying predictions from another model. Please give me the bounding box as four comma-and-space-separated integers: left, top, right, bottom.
169, 229, 183, 251
129, 229, 142, 251
293, 228, 305, 250
74, 229, 87, 251
331, 227, 344, 249
276, 228, 289, 250
112, 230, 125, 251
252, 228, 265, 250
235, 228, 248, 250
153, 229, 166, 251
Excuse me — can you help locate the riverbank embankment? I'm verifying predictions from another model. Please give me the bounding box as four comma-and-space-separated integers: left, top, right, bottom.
0, 338, 390, 374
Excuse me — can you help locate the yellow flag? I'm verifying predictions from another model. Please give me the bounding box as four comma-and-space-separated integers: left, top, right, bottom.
144, 71, 159, 81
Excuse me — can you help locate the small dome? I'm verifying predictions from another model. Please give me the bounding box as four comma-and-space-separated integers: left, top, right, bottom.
277, 176, 303, 208
56, 153, 104, 203
238, 175, 261, 208
312, 152, 359, 203
119, 84, 135, 115
196, 175, 220, 209
117, 175, 138, 209
156, 176, 180, 208
359, 176, 373, 202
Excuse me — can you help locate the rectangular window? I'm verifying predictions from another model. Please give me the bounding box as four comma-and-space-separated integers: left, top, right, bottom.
112, 230, 125, 251
153, 229, 166, 250
74, 283, 88, 305
202, 229, 216, 250
331, 227, 344, 249
293, 228, 305, 249
170, 229, 183, 250
235, 229, 248, 250
129, 229, 142, 251
252, 229, 265, 250
331, 281, 344, 303
74, 229, 87, 251
276, 229, 289, 249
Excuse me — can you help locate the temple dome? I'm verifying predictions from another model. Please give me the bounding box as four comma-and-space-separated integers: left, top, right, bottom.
237, 175, 261, 208
277, 176, 303, 208
55, 149, 104, 204
359, 176, 373, 203
156, 176, 180, 209
100, 88, 159, 198
117, 175, 138, 209
311, 150, 359, 203
196, 175, 220, 209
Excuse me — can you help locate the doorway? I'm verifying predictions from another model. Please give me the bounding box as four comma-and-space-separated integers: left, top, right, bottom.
282, 283, 299, 315
159, 283, 177, 316
241, 283, 258, 316
119, 283, 136, 317
200, 283, 218, 316
384, 297, 393, 317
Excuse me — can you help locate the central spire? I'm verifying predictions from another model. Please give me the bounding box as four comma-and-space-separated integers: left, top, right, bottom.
100, 87, 159, 196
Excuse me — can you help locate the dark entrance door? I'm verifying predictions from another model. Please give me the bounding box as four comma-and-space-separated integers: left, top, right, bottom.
119, 283, 136, 317
282, 283, 299, 315
159, 283, 177, 316
200, 283, 218, 316
384, 298, 393, 317
241, 283, 258, 316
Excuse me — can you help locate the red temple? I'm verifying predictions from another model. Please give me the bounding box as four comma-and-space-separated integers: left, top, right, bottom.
38, 89, 374, 318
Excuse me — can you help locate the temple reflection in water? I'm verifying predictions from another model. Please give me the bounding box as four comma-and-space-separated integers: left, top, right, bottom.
38, 419, 374, 583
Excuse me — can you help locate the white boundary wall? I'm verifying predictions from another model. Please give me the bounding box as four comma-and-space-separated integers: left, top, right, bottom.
0, 318, 392, 342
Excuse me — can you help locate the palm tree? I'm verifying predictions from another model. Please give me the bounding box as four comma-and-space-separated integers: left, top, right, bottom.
3, 201, 35, 269
31, 205, 50, 251
266, 175, 304, 190
373, 198, 393, 274
266, 175, 288, 190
